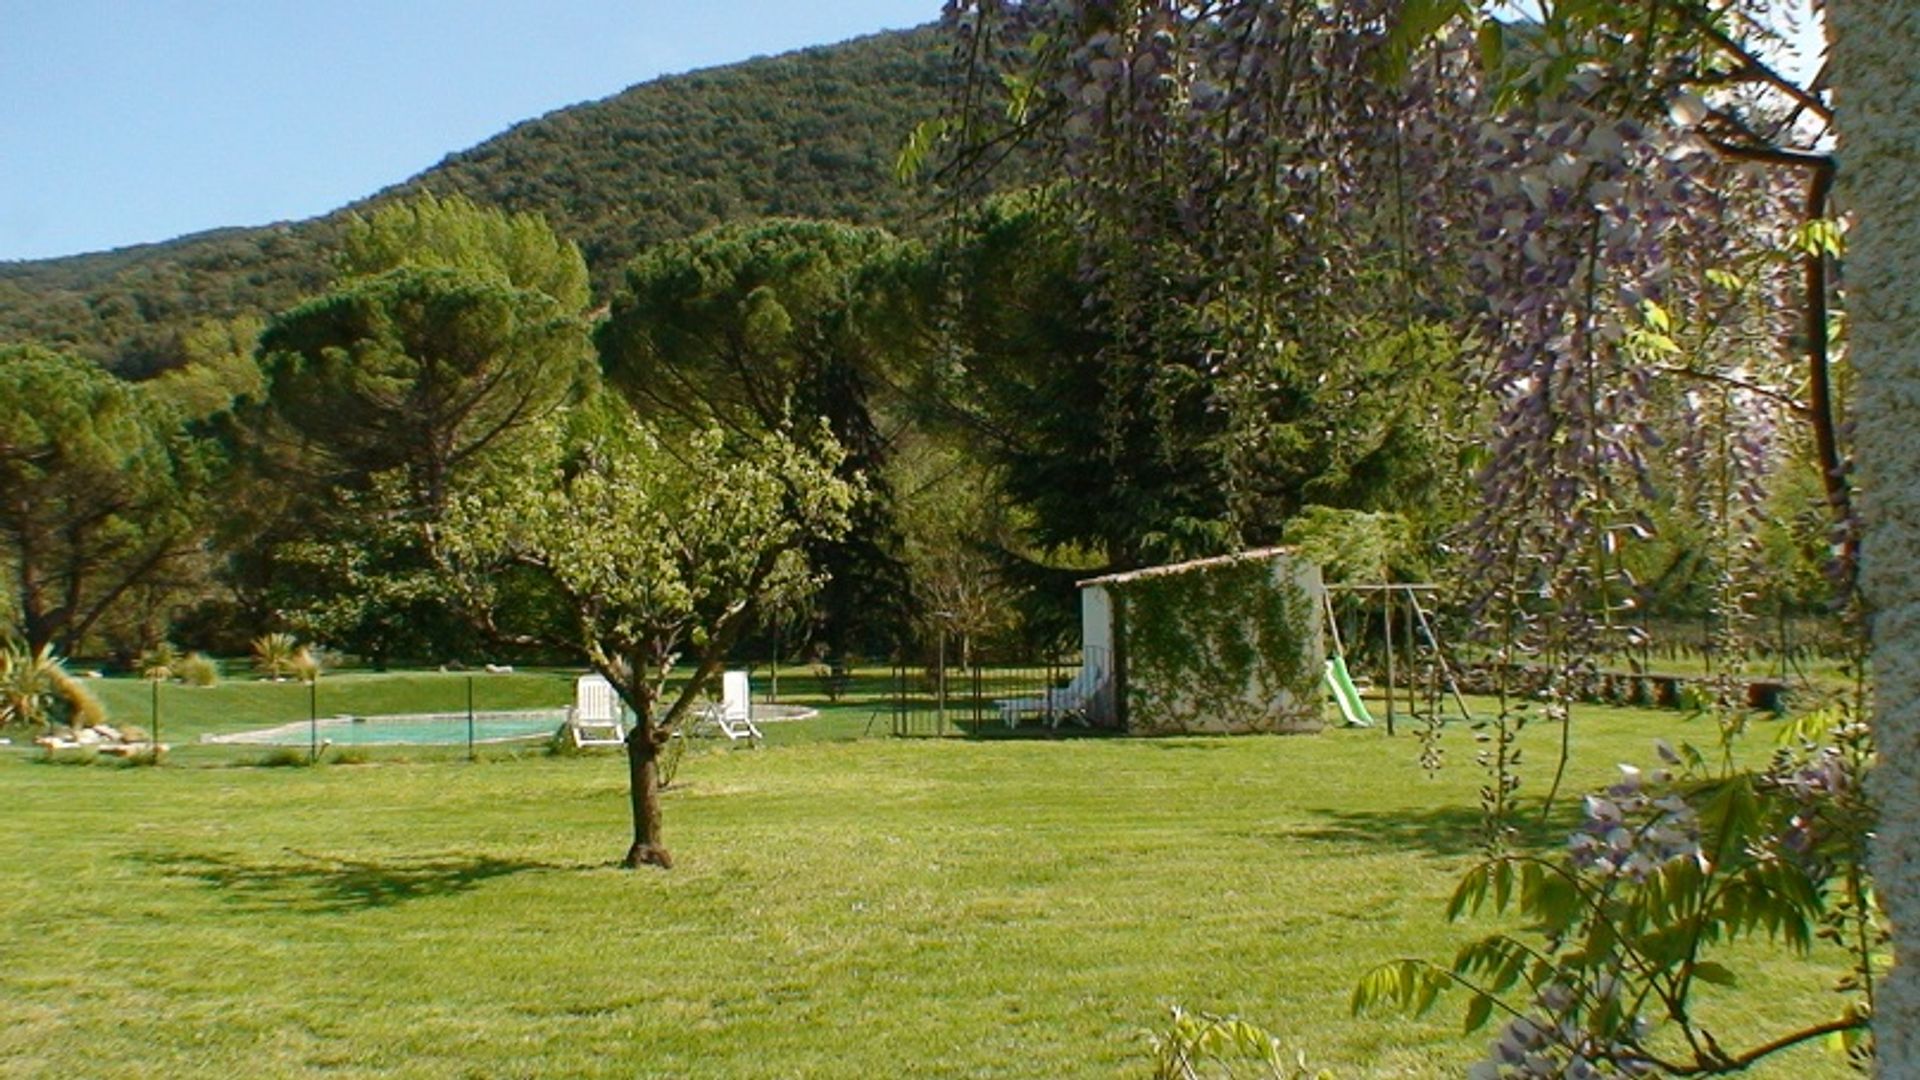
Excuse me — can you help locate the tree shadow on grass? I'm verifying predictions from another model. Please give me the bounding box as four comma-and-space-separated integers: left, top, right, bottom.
1292, 801, 1586, 861
131, 849, 567, 914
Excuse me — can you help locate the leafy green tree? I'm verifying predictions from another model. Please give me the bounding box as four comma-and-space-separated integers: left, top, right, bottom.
95, 317, 271, 658
444, 410, 858, 869
139, 317, 268, 424
338, 191, 592, 315
888, 434, 1023, 665
255, 264, 593, 663
0, 344, 210, 656
262, 265, 593, 516
927, 191, 1465, 628
597, 218, 924, 658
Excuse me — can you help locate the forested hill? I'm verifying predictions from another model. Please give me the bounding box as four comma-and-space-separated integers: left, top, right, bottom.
0, 25, 956, 372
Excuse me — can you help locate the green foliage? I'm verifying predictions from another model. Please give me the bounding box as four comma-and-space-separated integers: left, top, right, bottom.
1354, 733, 1879, 1075
445, 408, 860, 864
337, 192, 591, 314
1146, 1006, 1328, 1079
448, 415, 858, 716
1283, 507, 1416, 585
0, 642, 106, 730
0, 642, 62, 728
255, 259, 594, 663
251, 633, 302, 681
1117, 556, 1319, 733
929, 192, 1466, 599
0, 343, 212, 654
930, 191, 1226, 573
598, 217, 923, 655
137, 317, 267, 421
260, 265, 593, 513
262, 470, 489, 667
599, 218, 914, 433
175, 651, 219, 687
888, 435, 1025, 659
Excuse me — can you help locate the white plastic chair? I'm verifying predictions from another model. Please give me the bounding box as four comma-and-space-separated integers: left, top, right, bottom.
567, 674, 627, 748
694, 670, 762, 743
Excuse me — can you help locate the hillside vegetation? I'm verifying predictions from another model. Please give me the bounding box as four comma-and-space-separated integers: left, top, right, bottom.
0, 26, 956, 371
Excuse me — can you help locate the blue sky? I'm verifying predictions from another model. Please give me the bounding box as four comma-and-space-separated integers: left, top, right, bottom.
0, 1, 943, 262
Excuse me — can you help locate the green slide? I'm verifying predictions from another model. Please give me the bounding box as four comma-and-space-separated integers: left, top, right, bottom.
1324, 656, 1375, 728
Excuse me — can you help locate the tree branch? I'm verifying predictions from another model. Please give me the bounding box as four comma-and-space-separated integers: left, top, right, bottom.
1654, 365, 1810, 417
1641, 1012, 1868, 1075
1675, 3, 1833, 125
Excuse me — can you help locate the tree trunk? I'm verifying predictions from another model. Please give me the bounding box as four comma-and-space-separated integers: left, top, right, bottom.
622, 724, 672, 869
1830, 4, 1920, 1073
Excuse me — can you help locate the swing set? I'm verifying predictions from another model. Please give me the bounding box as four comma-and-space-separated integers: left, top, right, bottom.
1321, 583, 1473, 733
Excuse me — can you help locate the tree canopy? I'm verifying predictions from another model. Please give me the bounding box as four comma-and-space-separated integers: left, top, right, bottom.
598, 217, 926, 656
928, 190, 1466, 589
260, 265, 594, 516
0, 344, 210, 655
337, 192, 592, 315
444, 411, 859, 867
254, 230, 595, 663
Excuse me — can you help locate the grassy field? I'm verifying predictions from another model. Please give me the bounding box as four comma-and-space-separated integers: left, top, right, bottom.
0, 683, 1861, 1078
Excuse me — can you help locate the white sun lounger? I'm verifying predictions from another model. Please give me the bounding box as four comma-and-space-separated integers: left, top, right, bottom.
997, 664, 1103, 729
692, 670, 761, 743
568, 674, 628, 748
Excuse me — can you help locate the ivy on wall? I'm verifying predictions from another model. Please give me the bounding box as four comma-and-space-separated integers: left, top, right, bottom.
1117, 556, 1320, 733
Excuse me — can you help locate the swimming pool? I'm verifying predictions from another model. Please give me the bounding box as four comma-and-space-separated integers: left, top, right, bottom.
204, 710, 568, 747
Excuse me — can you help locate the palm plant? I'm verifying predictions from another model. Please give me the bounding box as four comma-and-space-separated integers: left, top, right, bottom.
0, 642, 60, 728
251, 633, 301, 681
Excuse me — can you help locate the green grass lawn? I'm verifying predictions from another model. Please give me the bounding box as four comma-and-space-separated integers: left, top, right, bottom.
0, 688, 1860, 1078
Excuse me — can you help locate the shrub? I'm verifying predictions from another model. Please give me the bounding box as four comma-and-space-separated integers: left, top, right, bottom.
0, 643, 59, 728
1145, 1007, 1326, 1079
252, 748, 311, 768
289, 646, 325, 683
1, 644, 104, 730
251, 633, 301, 680
1352, 721, 1879, 1075
176, 652, 220, 687
49, 667, 107, 730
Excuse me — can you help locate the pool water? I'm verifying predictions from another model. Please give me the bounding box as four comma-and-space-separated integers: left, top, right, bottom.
205, 710, 567, 747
